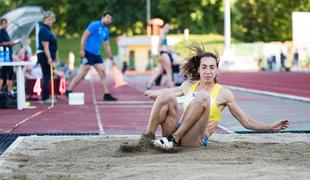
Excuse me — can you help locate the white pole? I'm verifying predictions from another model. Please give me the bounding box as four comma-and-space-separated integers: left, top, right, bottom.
147, 0, 154, 71
224, 0, 231, 52
147, 0, 151, 22
35, 23, 40, 52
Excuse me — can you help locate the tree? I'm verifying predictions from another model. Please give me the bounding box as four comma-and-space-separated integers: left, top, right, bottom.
233, 0, 310, 42
2, 0, 309, 42
157, 0, 223, 34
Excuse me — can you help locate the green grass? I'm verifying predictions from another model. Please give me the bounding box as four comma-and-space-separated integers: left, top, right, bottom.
31, 37, 118, 67
173, 34, 266, 59
30, 34, 264, 68
173, 34, 240, 58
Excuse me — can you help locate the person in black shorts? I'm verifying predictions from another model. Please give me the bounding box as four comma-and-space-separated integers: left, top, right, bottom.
147, 23, 175, 89
65, 12, 117, 101
0, 18, 16, 94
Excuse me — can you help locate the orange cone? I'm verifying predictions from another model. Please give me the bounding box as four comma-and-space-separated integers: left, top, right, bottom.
112, 65, 127, 88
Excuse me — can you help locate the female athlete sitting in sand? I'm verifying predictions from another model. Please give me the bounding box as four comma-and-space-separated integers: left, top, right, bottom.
142, 43, 289, 150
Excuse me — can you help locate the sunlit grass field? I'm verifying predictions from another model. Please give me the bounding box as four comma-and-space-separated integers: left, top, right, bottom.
32, 34, 267, 68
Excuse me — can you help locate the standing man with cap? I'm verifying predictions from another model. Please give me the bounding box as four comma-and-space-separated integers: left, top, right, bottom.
66, 12, 117, 101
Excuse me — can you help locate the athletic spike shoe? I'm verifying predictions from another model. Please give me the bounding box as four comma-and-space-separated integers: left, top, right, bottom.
103, 93, 117, 101
42, 98, 58, 105
64, 90, 72, 98
152, 135, 179, 149
146, 85, 152, 90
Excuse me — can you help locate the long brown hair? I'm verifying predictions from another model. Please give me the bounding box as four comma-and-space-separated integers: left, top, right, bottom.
180, 42, 219, 81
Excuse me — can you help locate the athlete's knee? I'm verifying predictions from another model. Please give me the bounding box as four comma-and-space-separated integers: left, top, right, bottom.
158, 55, 166, 63
194, 91, 210, 106
157, 91, 175, 104
100, 69, 106, 78
95, 68, 106, 79
80, 66, 90, 76
78, 72, 87, 80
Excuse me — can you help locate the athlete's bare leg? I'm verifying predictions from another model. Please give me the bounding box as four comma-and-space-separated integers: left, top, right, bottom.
173, 91, 210, 147
67, 64, 90, 91
93, 63, 109, 94
146, 91, 179, 137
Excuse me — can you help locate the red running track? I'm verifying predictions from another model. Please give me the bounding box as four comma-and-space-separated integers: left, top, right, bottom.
0, 72, 309, 135
218, 72, 310, 98
0, 79, 229, 135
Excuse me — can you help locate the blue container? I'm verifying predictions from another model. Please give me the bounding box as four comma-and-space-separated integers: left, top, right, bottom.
4, 47, 11, 62
0, 46, 4, 62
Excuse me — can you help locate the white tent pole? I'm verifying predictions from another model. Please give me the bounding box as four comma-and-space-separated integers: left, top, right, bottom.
224, 0, 231, 52
146, 0, 151, 22
35, 23, 39, 52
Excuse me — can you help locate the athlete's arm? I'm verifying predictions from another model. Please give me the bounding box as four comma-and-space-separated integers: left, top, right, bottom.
157, 32, 165, 53
224, 88, 289, 131
80, 30, 91, 57
42, 41, 52, 64
144, 80, 192, 100
144, 86, 183, 100
103, 41, 113, 60
0, 41, 15, 46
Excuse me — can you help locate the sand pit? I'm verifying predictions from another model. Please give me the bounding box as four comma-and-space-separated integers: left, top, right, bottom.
0, 134, 309, 180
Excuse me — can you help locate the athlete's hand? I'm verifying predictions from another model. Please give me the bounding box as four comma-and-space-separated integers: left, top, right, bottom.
144, 90, 156, 100
109, 56, 116, 66
47, 57, 53, 65
80, 49, 85, 57
9, 41, 16, 46
271, 119, 289, 131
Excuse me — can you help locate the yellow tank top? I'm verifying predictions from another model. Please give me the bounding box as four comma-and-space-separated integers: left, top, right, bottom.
183, 82, 222, 122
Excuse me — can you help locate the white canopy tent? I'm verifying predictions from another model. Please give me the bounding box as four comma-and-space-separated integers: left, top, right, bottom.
1, 6, 43, 46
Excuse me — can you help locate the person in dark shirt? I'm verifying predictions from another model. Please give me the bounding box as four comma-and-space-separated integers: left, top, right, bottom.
36, 11, 58, 104
0, 18, 16, 94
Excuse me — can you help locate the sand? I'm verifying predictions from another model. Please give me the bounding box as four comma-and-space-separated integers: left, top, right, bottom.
0, 133, 310, 180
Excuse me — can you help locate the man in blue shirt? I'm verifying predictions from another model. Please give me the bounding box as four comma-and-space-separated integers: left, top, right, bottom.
66, 12, 117, 101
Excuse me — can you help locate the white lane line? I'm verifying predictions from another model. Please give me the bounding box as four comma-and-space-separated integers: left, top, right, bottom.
1, 108, 50, 133
217, 125, 236, 134
97, 104, 152, 108
90, 80, 105, 135
226, 85, 310, 102
101, 135, 141, 138
96, 101, 153, 105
